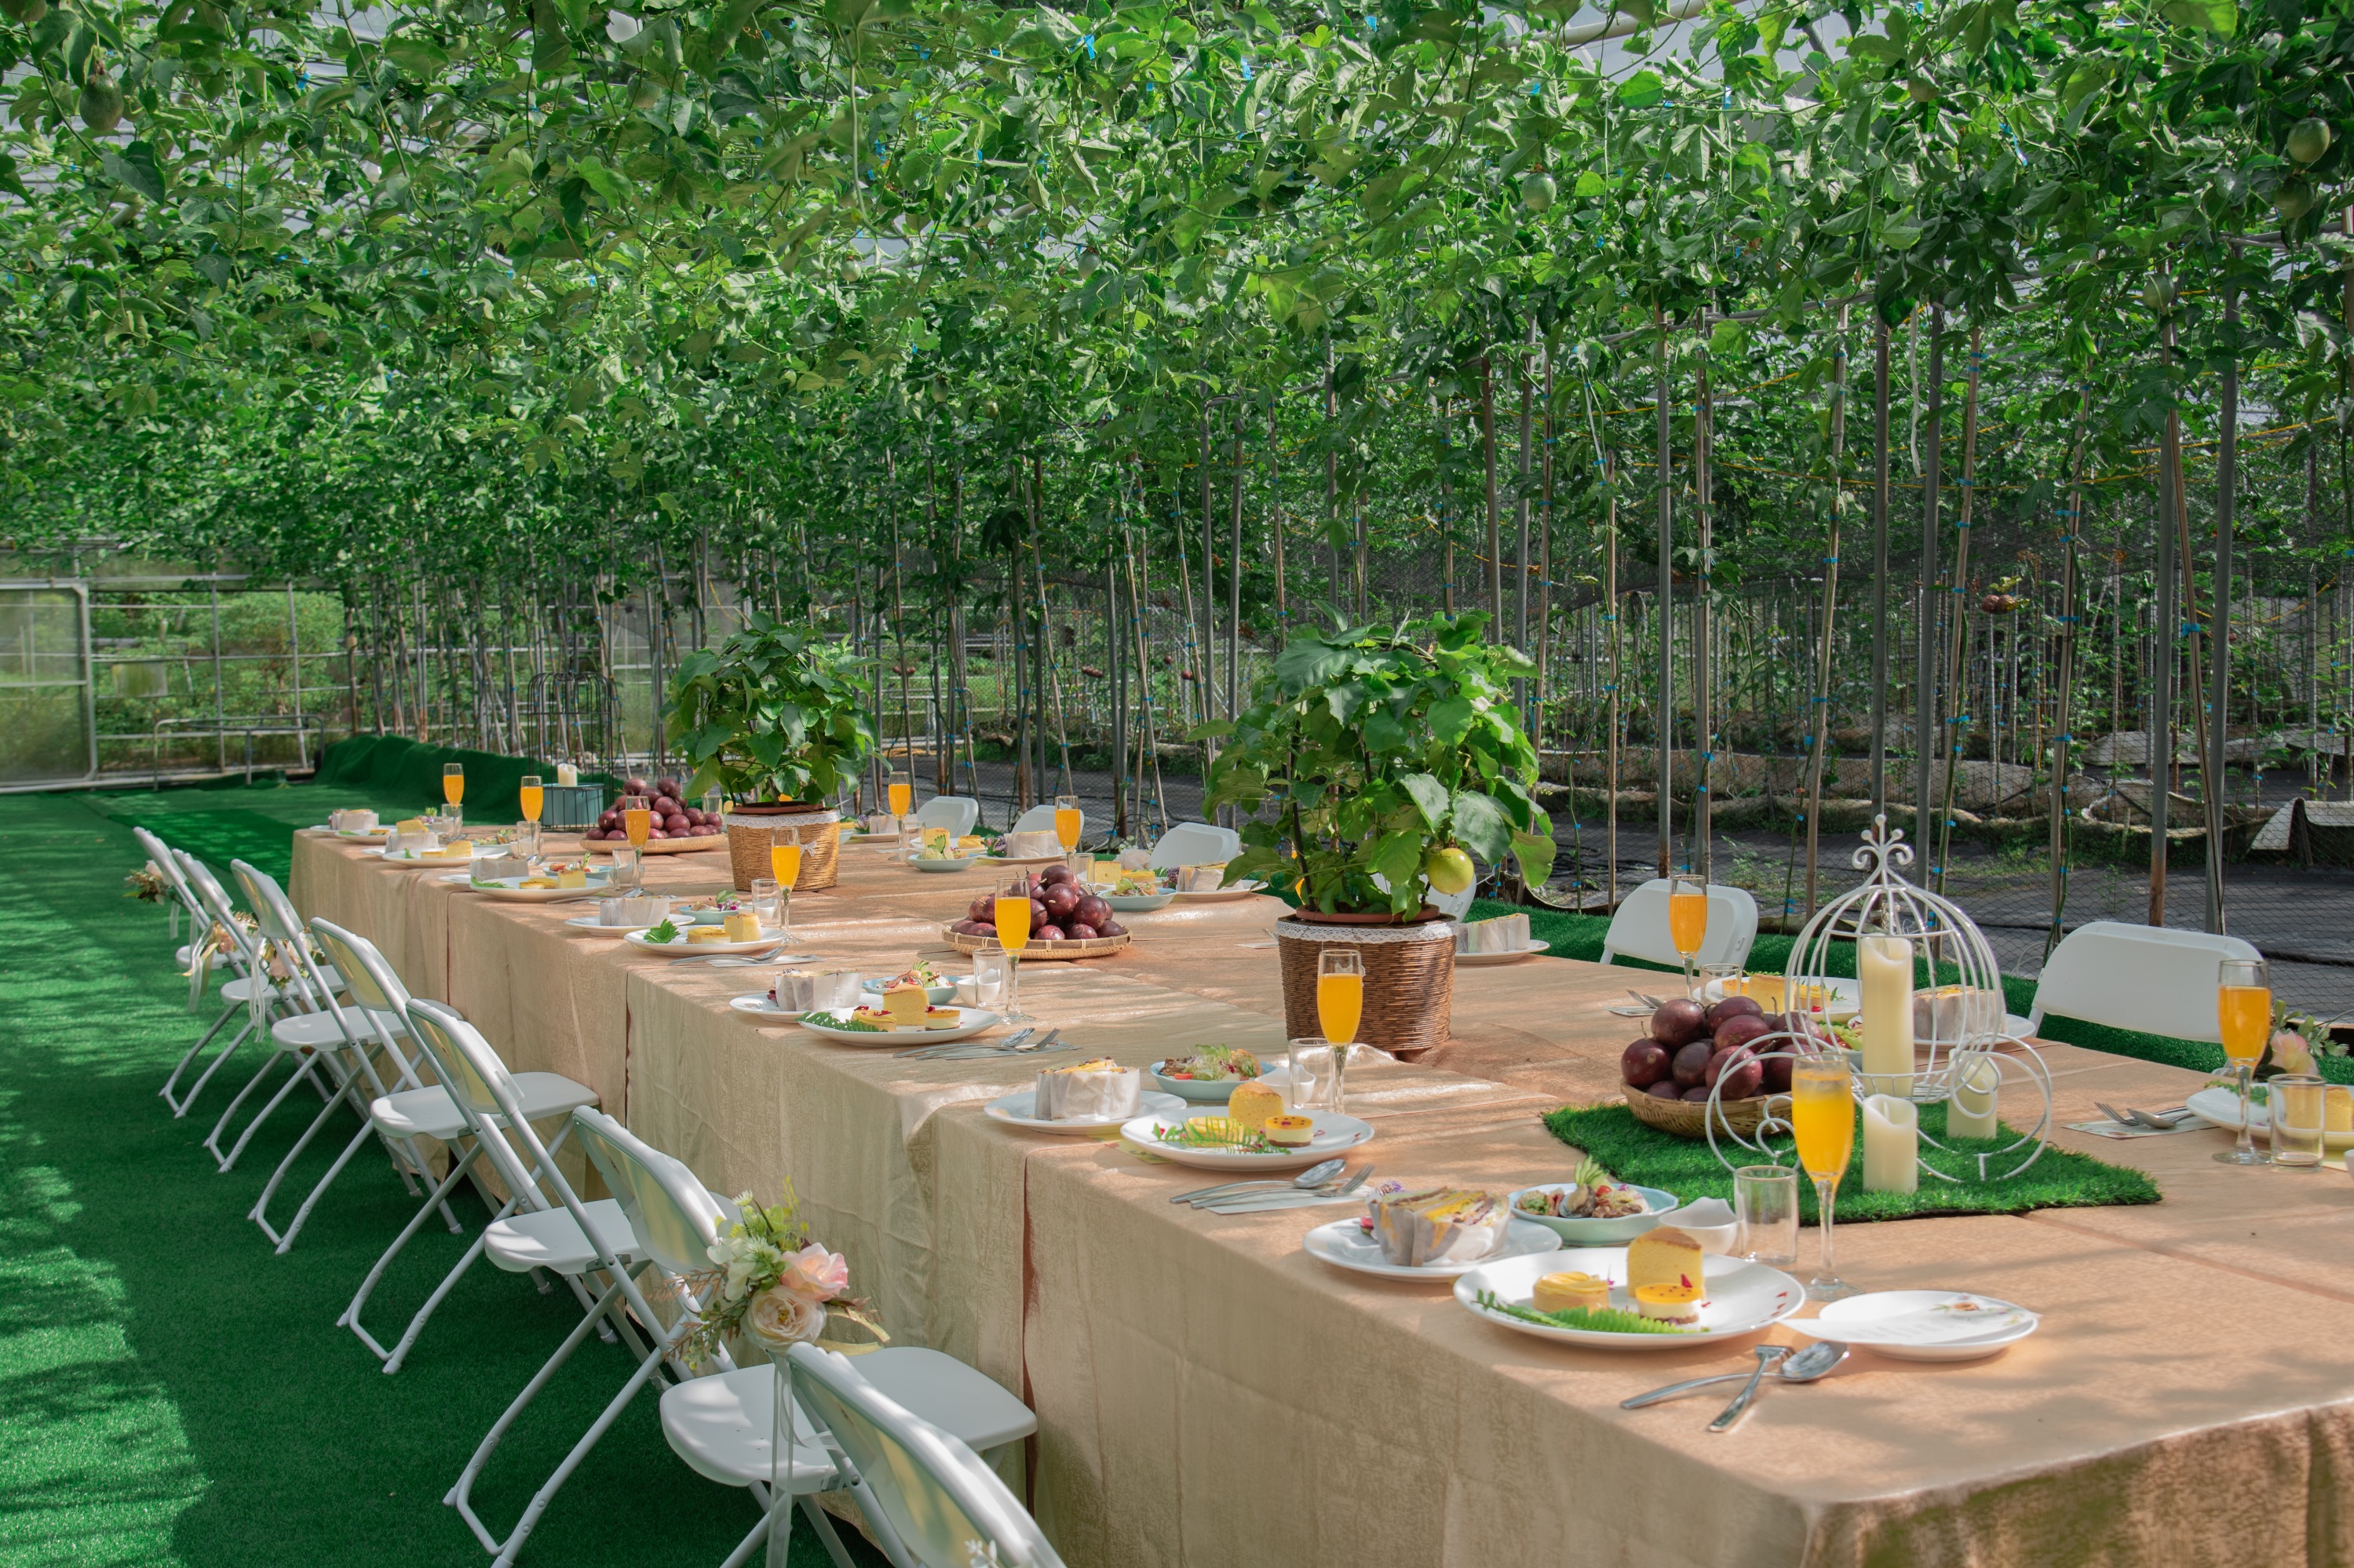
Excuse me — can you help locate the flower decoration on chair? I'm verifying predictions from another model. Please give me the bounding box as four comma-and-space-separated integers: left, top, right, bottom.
126, 861, 172, 904
677, 1183, 881, 1362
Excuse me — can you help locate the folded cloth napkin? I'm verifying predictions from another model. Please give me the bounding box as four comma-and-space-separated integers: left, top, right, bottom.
1034, 1062, 1142, 1120
1366, 1187, 1507, 1267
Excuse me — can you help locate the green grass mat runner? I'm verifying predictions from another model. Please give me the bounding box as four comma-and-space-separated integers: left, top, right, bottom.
1541, 1102, 2162, 1222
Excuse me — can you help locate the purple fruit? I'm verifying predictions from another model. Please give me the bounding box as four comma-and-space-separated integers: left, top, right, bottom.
1095, 919, 1127, 939
597, 809, 620, 830
625, 776, 651, 795
1762, 1053, 1794, 1093
1072, 894, 1111, 928
1039, 863, 1076, 886
1041, 882, 1081, 920
1671, 1040, 1713, 1088
1645, 1080, 1682, 1100
1714, 1013, 1772, 1055
1027, 898, 1050, 930
1065, 922, 1099, 941
1681, 1085, 1714, 1103
1651, 997, 1706, 1048
1035, 924, 1067, 943
969, 895, 994, 922
1705, 1047, 1762, 1098
1622, 1039, 1672, 1089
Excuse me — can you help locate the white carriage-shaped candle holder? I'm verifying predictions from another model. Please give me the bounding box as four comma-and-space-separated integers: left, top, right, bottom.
1701, 815, 2053, 1186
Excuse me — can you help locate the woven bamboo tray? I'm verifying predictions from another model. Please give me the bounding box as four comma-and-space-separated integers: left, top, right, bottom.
636, 833, 726, 855
942, 926, 1131, 961
1274, 914, 1454, 1060
725, 813, 841, 892
1625, 1088, 1776, 1140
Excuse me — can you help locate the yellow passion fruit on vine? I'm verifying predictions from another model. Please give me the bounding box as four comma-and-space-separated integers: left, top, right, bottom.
1423, 846, 1475, 896
2286, 118, 2334, 166
2273, 180, 2316, 221
1518, 172, 1557, 213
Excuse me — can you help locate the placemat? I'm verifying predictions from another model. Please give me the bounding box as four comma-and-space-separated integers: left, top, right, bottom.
1542, 1100, 2161, 1223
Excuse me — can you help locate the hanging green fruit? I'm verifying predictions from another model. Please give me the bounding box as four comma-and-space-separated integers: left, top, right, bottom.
0, 0, 49, 25
1423, 845, 1475, 895
1517, 172, 1556, 213
2140, 275, 2175, 312
2286, 119, 2333, 165
78, 71, 124, 135
1905, 76, 1939, 104
2273, 179, 2316, 221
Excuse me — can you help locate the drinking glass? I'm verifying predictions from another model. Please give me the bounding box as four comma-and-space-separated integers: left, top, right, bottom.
1316, 947, 1364, 1046
750, 877, 780, 929
971, 945, 1012, 1011
1702, 961, 1743, 1004
1667, 873, 1708, 995
610, 843, 644, 893
769, 838, 803, 892
2216, 957, 2272, 1167
1791, 1055, 1856, 1300
1734, 1165, 1800, 1267
887, 771, 913, 851
1053, 794, 1082, 853
2271, 1074, 2327, 1170
621, 793, 653, 852
443, 762, 465, 827
518, 774, 543, 858
992, 878, 1035, 1025
1277, 1037, 1326, 1110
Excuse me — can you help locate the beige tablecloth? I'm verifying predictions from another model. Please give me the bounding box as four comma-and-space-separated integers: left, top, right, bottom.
290, 830, 2354, 1568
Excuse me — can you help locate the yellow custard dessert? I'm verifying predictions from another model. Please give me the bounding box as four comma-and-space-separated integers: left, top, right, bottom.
1261, 1113, 1315, 1147
882, 983, 929, 1027
518, 877, 557, 890
687, 925, 728, 944
1632, 1282, 1704, 1325
1532, 1271, 1611, 1315
557, 864, 588, 889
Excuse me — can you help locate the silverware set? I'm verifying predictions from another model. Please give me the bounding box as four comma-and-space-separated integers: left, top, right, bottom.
703, 947, 819, 968
2094, 1101, 2193, 1131
896, 1026, 1068, 1063
1621, 1339, 1849, 1431
1169, 1161, 1374, 1214
1608, 987, 1668, 1017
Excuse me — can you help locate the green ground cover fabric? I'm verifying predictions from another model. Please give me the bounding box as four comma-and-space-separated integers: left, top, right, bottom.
0, 788, 877, 1568
1541, 1103, 2163, 1222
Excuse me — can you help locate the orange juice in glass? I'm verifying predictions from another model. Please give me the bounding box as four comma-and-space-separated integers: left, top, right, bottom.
1053, 793, 1082, 852
888, 774, 913, 818
1792, 1055, 1856, 1300
769, 840, 802, 889
622, 795, 653, 849
992, 881, 1035, 1024
2215, 958, 2272, 1166
1316, 950, 1363, 1044
443, 762, 465, 827
518, 775, 543, 824
1667, 873, 1707, 995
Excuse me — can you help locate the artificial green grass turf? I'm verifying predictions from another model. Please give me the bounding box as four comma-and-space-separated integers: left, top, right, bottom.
0, 789, 882, 1568
1542, 1102, 2162, 1223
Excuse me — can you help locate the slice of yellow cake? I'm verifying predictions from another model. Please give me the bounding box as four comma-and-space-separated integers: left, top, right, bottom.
1626, 1226, 1706, 1295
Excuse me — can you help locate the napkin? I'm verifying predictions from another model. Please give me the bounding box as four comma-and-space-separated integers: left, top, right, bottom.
1366, 1187, 1508, 1267
1033, 1063, 1142, 1120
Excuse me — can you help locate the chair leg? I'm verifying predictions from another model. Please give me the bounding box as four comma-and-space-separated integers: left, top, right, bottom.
250, 1070, 365, 1246
212, 1048, 334, 1172
170, 1012, 256, 1118
261, 1110, 374, 1253
160, 998, 239, 1114
718, 1503, 773, 1568
343, 1140, 494, 1369
200, 1045, 297, 1166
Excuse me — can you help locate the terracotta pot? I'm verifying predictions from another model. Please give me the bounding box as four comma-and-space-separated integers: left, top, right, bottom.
1274, 908, 1455, 1059
731, 800, 829, 817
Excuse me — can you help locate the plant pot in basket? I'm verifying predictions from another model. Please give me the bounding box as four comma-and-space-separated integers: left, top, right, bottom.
1275, 907, 1457, 1060
724, 802, 842, 893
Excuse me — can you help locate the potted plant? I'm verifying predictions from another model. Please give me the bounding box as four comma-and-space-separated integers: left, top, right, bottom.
1199, 611, 1554, 1057
666, 612, 878, 891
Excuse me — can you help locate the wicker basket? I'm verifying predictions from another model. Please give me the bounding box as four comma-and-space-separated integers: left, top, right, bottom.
724, 809, 841, 892
942, 926, 1130, 961
1274, 913, 1455, 1061
1625, 1088, 1777, 1140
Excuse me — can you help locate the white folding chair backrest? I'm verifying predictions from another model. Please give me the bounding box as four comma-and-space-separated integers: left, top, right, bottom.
1600, 879, 1758, 970
1009, 803, 1076, 837
311, 918, 413, 1017
787, 1344, 1066, 1568
571, 1107, 729, 1279
2027, 921, 2262, 1042
1147, 822, 1242, 870
231, 859, 337, 1012
176, 851, 264, 971
403, 999, 558, 1207
913, 796, 980, 839
133, 826, 206, 932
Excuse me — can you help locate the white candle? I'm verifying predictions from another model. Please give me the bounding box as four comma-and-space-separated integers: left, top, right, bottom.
557, 763, 578, 786
1862, 1093, 1918, 1194
1949, 1053, 2000, 1140
1858, 932, 1916, 1096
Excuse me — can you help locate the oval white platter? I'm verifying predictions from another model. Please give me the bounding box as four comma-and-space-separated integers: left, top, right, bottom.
1455, 1246, 1803, 1351
792, 1005, 999, 1046
1097, 889, 1177, 912
1788, 1289, 2039, 1362
466, 877, 611, 903
1305, 1216, 1560, 1282
1504, 1183, 1679, 1245
1168, 881, 1268, 903
374, 847, 474, 864
1457, 939, 1553, 967
1118, 1110, 1373, 1171
986, 1088, 1187, 1134
623, 928, 783, 957
564, 916, 656, 938
314, 825, 392, 839
974, 852, 1071, 867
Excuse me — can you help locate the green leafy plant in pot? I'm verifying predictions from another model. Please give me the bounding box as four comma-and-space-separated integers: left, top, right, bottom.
665, 611, 878, 892
1198, 611, 1553, 1057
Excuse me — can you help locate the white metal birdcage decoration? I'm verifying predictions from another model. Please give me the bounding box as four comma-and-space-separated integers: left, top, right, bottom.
1699, 815, 2053, 1185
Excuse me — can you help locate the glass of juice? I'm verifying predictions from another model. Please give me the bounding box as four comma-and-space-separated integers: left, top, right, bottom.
518, 774, 542, 858
1667, 873, 1708, 996
443, 763, 465, 828
1053, 794, 1082, 854
888, 771, 913, 850
991, 878, 1035, 1025
2216, 957, 2272, 1167
768, 838, 802, 890
1791, 1054, 1856, 1301
1316, 947, 1364, 1111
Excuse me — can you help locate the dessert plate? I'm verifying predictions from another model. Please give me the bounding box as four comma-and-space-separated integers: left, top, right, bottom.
2183, 1085, 2354, 1150
1790, 1290, 2039, 1362
374, 846, 473, 864
974, 852, 1070, 867
1505, 1183, 1679, 1245
564, 916, 656, 937
794, 1005, 998, 1046
1455, 1246, 1803, 1351
728, 995, 814, 1024
986, 1088, 1186, 1134
1304, 1216, 1559, 1282
1118, 1110, 1374, 1171
1457, 939, 1553, 967
624, 927, 783, 957
1169, 881, 1268, 903
466, 876, 610, 903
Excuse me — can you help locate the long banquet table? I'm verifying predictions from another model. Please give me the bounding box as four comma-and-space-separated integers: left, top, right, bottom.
291, 828, 2354, 1568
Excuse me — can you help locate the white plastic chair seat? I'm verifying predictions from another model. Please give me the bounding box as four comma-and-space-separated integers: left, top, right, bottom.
485, 1198, 647, 1275
1147, 822, 1243, 870
2027, 920, 2262, 1042
270, 1007, 407, 1051
370, 1073, 599, 1141
661, 1349, 1037, 1490
913, 796, 980, 839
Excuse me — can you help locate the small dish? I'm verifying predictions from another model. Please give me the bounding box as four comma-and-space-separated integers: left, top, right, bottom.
1505, 1182, 1679, 1245
985, 1088, 1186, 1134
1167, 881, 1268, 903
862, 975, 967, 1006
1456, 939, 1553, 967
1789, 1289, 2039, 1362
623, 927, 780, 957
1302, 1216, 1560, 1282
563, 916, 656, 938
906, 855, 984, 873
1148, 1059, 1268, 1103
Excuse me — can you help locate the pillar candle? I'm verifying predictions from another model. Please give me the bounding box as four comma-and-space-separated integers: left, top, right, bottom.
556, 762, 579, 786
1857, 932, 1916, 1096
1862, 1093, 1919, 1194
1949, 1052, 2000, 1140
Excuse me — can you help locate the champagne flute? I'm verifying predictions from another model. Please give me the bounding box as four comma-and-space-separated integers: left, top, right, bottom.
2216, 957, 2272, 1167
887, 771, 913, 851
518, 774, 543, 859
1053, 793, 1082, 855
1791, 1054, 1856, 1301
1667, 873, 1708, 996
443, 762, 465, 829
1316, 948, 1364, 1112
768, 840, 802, 932
991, 877, 1035, 1025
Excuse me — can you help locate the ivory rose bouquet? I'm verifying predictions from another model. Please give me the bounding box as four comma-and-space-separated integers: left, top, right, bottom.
677, 1183, 880, 1362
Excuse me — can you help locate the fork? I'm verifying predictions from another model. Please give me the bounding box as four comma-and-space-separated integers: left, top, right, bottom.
703, 947, 817, 967
1203, 1166, 1375, 1213
1626, 988, 1667, 1009
898, 1026, 1032, 1060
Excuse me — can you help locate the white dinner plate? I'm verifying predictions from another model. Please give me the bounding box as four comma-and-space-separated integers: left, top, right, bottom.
1304, 1216, 1560, 1282
1169, 881, 1268, 903
793, 1005, 998, 1045
1457, 939, 1553, 967
2183, 1084, 2354, 1150
1097, 889, 1177, 913
986, 1088, 1187, 1134
1505, 1183, 1679, 1245
316, 825, 392, 839
374, 847, 476, 865
1702, 974, 1863, 1022
906, 855, 984, 873
564, 916, 656, 937
976, 853, 1070, 867
623, 927, 783, 957
1118, 1110, 1374, 1170
466, 876, 610, 903
1790, 1290, 2039, 1361
1455, 1246, 1803, 1350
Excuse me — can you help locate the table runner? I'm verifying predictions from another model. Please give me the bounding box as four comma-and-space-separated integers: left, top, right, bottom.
290, 829, 2354, 1568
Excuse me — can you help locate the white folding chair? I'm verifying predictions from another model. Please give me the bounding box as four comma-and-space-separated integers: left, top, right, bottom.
2027, 921, 2263, 1042
232, 860, 434, 1250
203, 859, 352, 1174
133, 825, 212, 972
1600, 878, 1758, 971
413, 1012, 703, 1565
145, 833, 254, 1116
787, 1342, 1062, 1568
1146, 821, 1242, 870
912, 796, 980, 840
334, 977, 597, 1372
173, 851, 313, 1133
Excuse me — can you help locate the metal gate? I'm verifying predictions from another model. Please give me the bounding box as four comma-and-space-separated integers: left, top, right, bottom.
0, 583, 95, 786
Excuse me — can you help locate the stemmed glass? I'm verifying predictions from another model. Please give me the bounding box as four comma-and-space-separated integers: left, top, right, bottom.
1791, 1053, 1856, 1301
1053, 793, 1082, 855
2215, 957, 2272, 1167
442, 762, 465, 830
617, 793, 651, 892
1315, 948, 1364, 1112
1667, 873, 1708, 996
888, 771, 913, 852
768, 839, 801, 932
991, 877, 1035, 1025
518, 774, 543, 859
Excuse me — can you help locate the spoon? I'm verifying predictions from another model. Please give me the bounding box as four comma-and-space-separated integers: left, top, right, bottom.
1707, 1345, 1792, 1433
1171, 1158, 1344, 1205
1619, 1339, 1849, 1410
